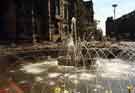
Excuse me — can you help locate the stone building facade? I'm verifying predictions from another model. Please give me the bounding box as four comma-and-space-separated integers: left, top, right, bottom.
78, 0, 96, 41
106, 10, 135, 41
0, 0, 95, 44
0, 0, 49, 44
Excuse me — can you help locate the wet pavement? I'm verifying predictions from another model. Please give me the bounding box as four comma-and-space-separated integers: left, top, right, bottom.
1, 58, 135, 93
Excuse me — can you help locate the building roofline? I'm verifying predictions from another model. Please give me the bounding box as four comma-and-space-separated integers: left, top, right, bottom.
115, 10, 135, 21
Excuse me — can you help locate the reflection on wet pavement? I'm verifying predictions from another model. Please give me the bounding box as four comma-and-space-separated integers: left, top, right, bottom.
1, 58, 135, 93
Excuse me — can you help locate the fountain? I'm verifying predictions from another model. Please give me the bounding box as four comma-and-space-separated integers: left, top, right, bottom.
2, 17, 135, 93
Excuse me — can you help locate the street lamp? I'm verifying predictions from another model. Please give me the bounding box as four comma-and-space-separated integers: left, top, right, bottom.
112, 4, 118, 19
112, 4, 118, 41
48, 0, 52, 41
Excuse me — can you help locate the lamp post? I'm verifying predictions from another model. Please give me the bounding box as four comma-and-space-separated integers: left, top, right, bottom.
112, 4, 118, 41
112, 4, 118, 19
32, 0, 37, 45
48, 0, 51, 41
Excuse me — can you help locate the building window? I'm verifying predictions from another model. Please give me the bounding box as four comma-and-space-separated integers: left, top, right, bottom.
55, 0, 60, 15
64, 4, 68, 22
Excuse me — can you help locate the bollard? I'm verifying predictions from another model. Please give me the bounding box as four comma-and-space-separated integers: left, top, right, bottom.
54, 87, 61, 93
105, 90, 108, 93
127, 85, 133, 93
105, 90, 112, 93
63, 89, 69, 93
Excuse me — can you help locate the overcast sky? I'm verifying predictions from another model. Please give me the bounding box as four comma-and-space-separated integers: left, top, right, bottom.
84, 0, 135, 35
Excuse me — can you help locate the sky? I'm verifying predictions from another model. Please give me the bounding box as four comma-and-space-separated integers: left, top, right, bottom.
84, 0, 135, 36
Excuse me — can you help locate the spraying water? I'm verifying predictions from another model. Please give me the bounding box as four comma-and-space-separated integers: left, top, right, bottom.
3, 17, 135, 93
